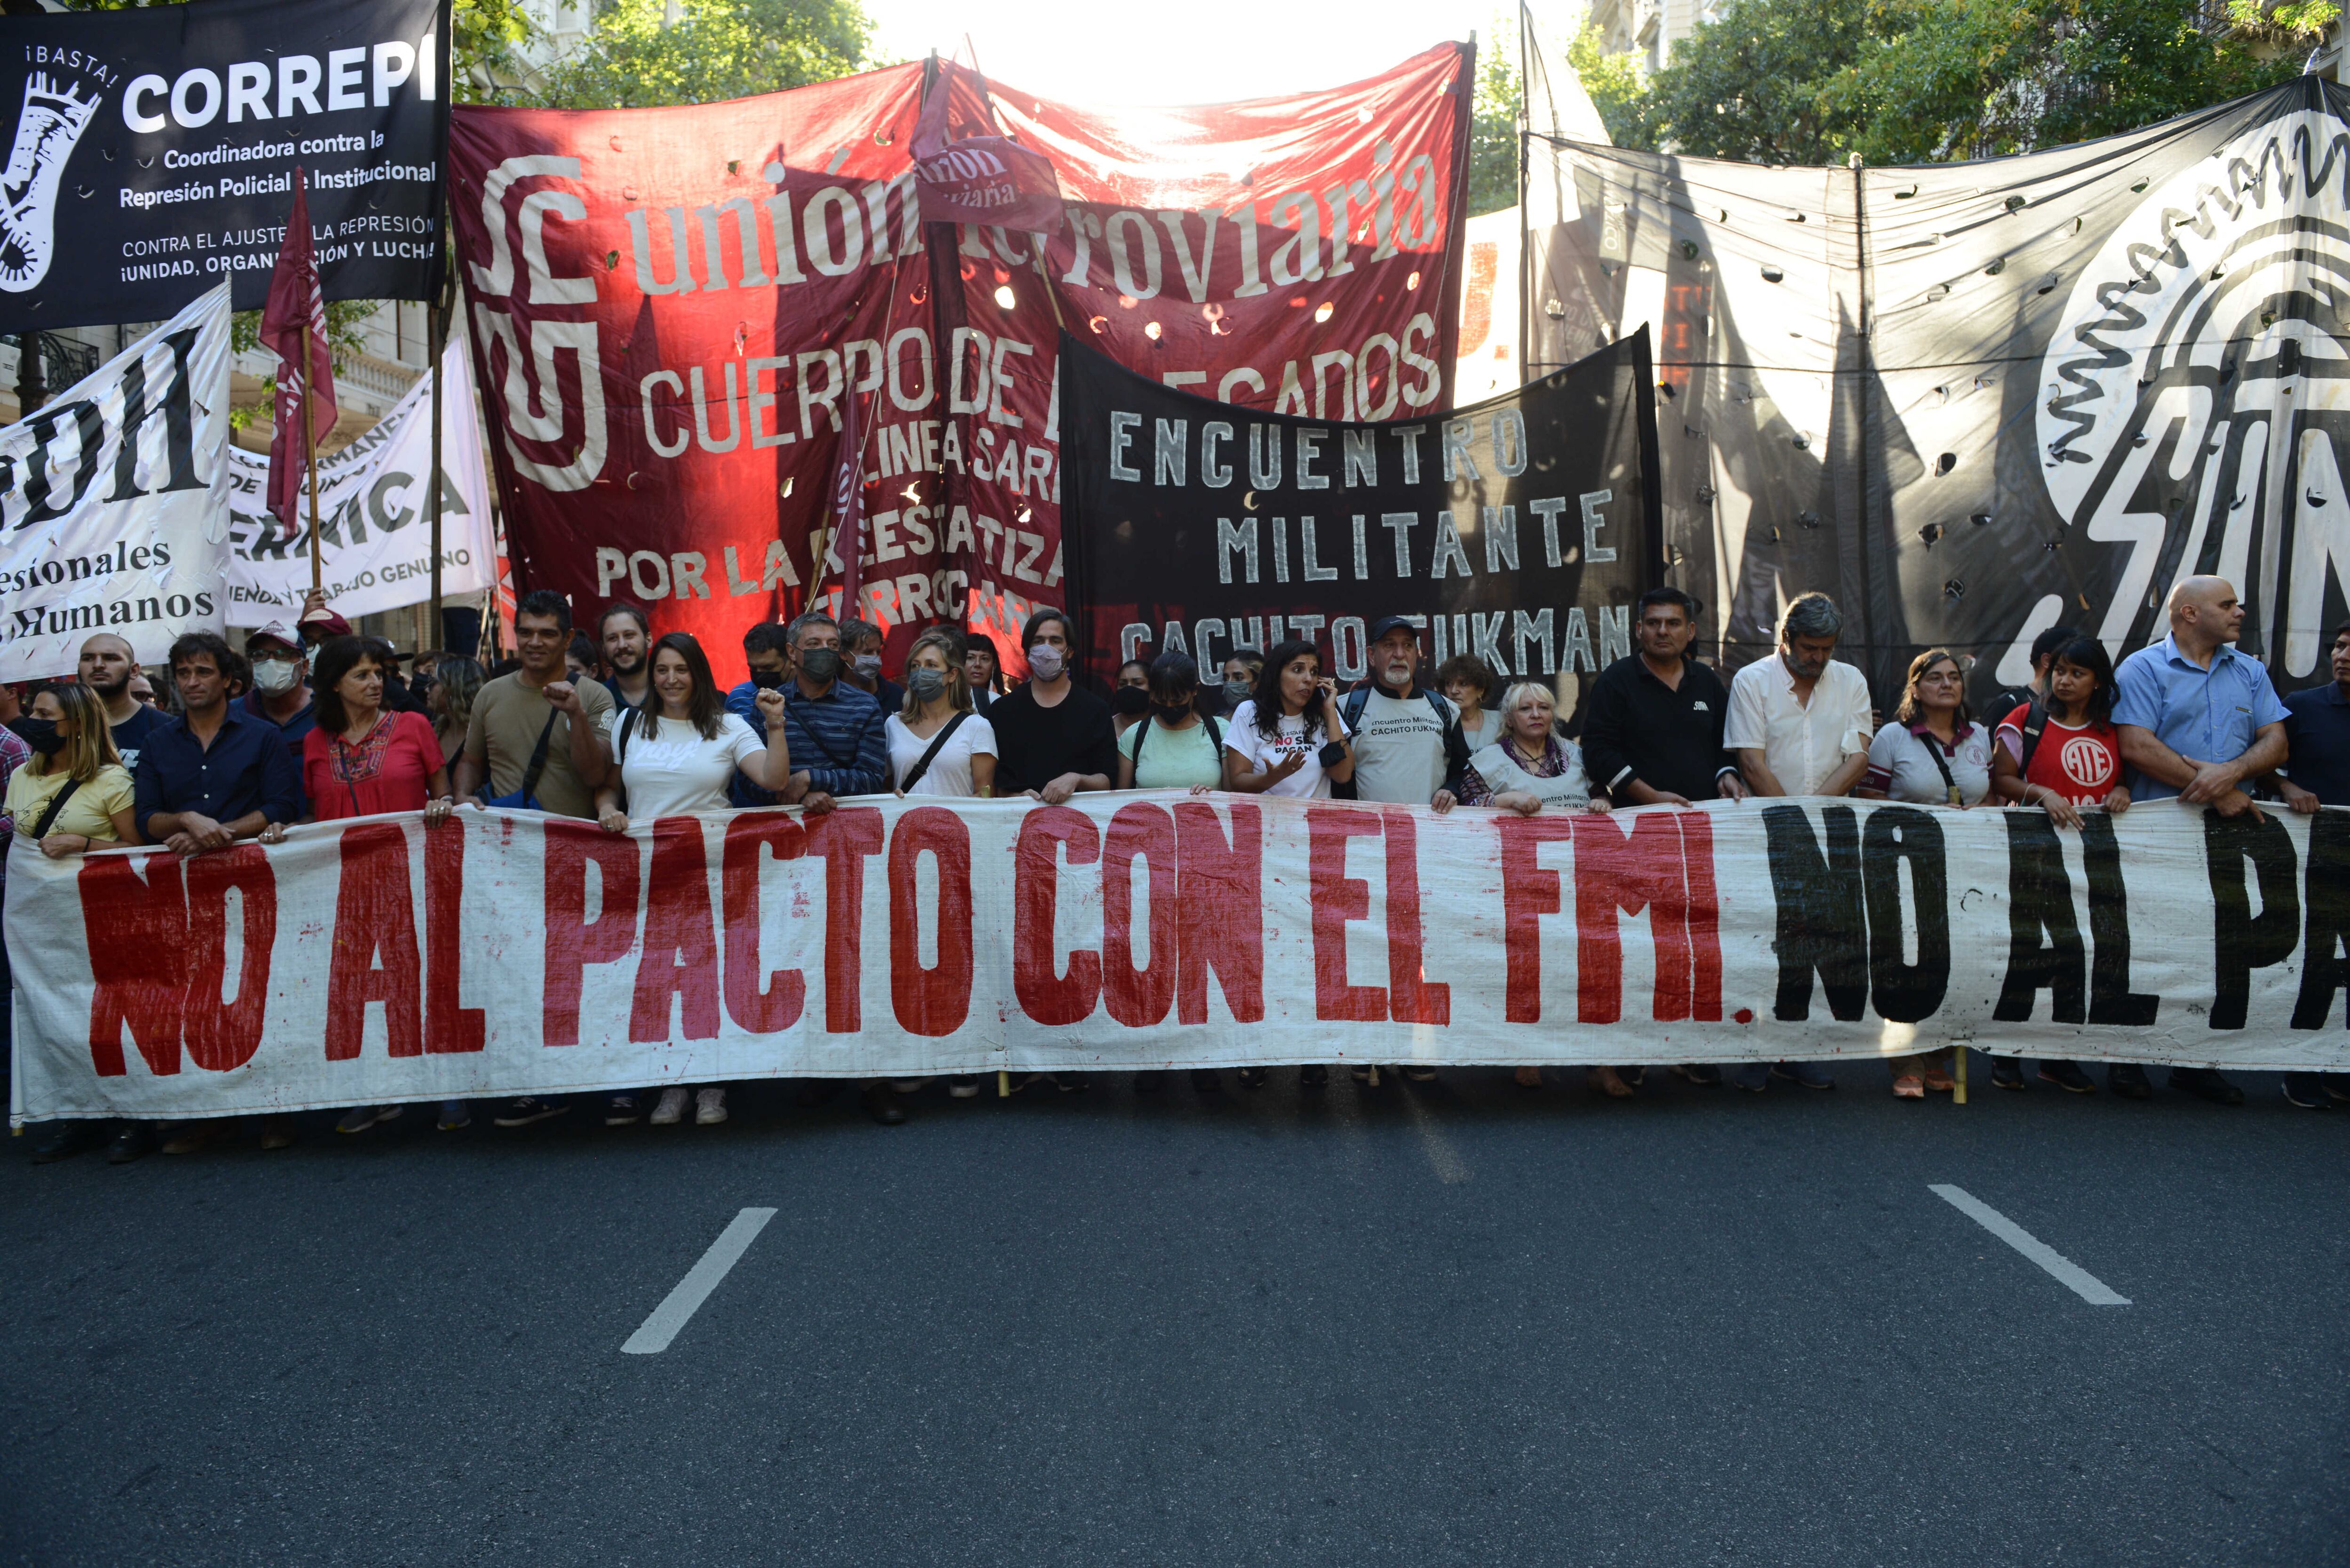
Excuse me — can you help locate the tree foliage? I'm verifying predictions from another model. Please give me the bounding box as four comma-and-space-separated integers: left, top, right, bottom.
519, 0, 872, 109
1615, 0, 2338, 165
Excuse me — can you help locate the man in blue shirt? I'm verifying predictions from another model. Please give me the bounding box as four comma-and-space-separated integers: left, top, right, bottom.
135, 631, 304, 856
724, 620, 795, 807
776, 611, 888, 807
2112, 576, 2289, 1105
238, 620, 317, 818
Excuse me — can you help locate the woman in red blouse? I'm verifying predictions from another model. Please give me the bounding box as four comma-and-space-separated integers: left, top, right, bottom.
301, 636, 457, 824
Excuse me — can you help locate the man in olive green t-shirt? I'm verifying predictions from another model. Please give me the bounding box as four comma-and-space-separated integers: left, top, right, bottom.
454, 591, 614, 819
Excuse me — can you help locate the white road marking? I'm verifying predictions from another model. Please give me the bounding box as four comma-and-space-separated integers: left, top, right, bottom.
1399, 1083, 1472, 1185
1928, 1184, 2130, 1305
621, 1207, 778, 1354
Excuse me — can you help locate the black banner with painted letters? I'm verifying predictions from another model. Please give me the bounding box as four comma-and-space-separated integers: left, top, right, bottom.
1060, 329, 1661, 710
0, 0, 448, 330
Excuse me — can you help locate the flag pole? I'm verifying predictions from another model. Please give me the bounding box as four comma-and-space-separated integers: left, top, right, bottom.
427, 296, 445, 642
305, 359, 321, 596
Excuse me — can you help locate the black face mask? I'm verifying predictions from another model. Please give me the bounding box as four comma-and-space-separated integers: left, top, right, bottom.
1112, 686, 1152, 715
797, 647, 841, 682
750, 669, 788, 690
1151, 701, 1194, 726
11, 717, 63, 756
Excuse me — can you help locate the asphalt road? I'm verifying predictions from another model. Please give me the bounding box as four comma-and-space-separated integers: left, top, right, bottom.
2, 1061, 2345, 1567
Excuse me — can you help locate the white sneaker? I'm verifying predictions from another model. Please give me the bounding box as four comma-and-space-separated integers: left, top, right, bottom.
695, 1087, 728, 1125
650, 1087, 689, 1126
890, 1078, 932, 1093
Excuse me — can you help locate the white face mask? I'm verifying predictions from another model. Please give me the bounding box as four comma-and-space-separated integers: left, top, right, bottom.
252, 658, 302, 695
1027, 644, 1065, 681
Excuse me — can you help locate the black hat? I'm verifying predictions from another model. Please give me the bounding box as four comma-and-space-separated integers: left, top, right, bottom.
1366, 615, 1422, 647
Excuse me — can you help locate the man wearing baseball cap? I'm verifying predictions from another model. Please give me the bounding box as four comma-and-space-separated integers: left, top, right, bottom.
241, 619, 318, 818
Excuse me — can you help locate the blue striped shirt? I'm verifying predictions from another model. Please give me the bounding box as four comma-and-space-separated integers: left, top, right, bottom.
776, 680, 889, 796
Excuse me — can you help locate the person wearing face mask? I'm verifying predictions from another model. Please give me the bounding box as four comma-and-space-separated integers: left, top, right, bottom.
1218, 647, 1265, 717
838, 616, 907, 714
12, 682, 142, 1166
725, 620, 797, 806
239, 621, 319, 818
1115, 652, 1225, 1096
1111, 659, 1152, 740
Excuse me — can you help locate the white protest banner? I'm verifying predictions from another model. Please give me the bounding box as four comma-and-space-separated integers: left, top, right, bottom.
12, 794, 2350, 1125
225, 339, 494, 624
0, 283, 230, 680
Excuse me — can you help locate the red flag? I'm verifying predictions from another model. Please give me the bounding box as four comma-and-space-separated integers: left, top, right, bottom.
911, 60, 1065, 234
828, 390, 867, 618
262, 168, 338, 534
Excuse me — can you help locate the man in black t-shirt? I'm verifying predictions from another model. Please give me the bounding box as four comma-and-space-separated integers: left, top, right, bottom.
78, 633, 165, 772
987, 610, 1117, 801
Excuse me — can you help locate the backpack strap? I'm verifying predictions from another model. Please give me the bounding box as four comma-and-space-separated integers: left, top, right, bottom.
1341, 685, 1371, 733
28, 776, 83, 841
1128, 713, 1148, 770
2018, 696, 2048, 770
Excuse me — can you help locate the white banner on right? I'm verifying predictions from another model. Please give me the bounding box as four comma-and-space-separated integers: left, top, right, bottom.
223, 339, 495, 626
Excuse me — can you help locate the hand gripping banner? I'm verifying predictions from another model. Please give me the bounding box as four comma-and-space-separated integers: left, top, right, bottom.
1058, 328, 1662, 715
13, 796, 2350, 1125
0, 0, 449, 329
1524, 77, 2350, 701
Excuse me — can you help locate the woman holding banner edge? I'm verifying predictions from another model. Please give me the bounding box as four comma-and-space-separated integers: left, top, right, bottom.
595, 632, 792, 1128
1223, 638, 1355, 1089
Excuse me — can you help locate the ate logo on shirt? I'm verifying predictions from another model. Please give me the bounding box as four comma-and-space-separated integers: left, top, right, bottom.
2058, 733, 2115, 789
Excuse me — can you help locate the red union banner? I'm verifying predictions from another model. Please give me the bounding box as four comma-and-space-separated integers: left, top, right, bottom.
446, 48, 1471, 681
12, 799, 2350, 1124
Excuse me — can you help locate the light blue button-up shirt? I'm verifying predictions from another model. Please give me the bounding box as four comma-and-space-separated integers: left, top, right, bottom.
2110, 633, 2287, 800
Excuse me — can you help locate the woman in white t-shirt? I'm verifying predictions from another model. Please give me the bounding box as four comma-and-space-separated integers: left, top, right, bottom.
885, 628, 997, 1100
595, 632, 791, 1128
887, 629, 998, 801
1222, 638, 1354, 802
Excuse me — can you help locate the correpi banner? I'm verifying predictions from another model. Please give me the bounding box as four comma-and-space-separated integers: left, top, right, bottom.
0, 283, 230, 681
0, 0, 449, 329
224, 337, 494, 624
1523, 76, 2350, 701
12, 795, 2350, 1125
1059, 328, 1661, 715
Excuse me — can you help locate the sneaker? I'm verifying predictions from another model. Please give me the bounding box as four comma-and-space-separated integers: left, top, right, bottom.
493, 1097, 570, 1128
335, 1105, 403, 1135
1348, 1064, 1381, 1086
1238, 1067, 1269, 1090
1134, 1069, 1167, 1093
650, 1087, 689, 1125
106, 1122, 155, 1163
437, 1100, 472, 1131
29, 1121, 97, 1163
1733, 1062, 1770, 1093
862, 1084, 907, 1124
258, 1117, 297, 1151
1299, 1064, 1328, 1089
604, 1093, 642, 1126
2170, 1066, 2244, 1106
2283, 1074, 2334, 1110
2036, 1061, 2097, 1094
160, 1123, 217, 1155
1618, 1066, 1646, 1089
2107, 1062, 2152, 1099
890, 1079, 932, 1094
1770, 1061, 1835, 1090
1670, 1063, 1722, 1087
1402, 1065, 1438, 1083
1190, 1069, 1222, 1092
695, 1088, 728, 1126
1991, 1057, 2026, 1091
947, 1075, 980, 1099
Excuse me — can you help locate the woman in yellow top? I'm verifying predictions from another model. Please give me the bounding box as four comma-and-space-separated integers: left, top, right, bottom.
6, 683, 140, 853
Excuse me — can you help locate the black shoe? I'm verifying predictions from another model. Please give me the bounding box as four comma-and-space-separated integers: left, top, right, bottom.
2108, 1063, 2153, 1100
1990, 1056, 2025, 1091
2036, 1061, 2096, 1094
2170, 1067, 2244, 1105
1298, 1064, 1328, 1089
794, 1079, 846, 1108
2283, 1074, 2334, 1110
1134, 1069, 1167, 1093
1670, 1063, 1722, 1087
492, 1097, 570, 1128
604, 1093, 642, 1126
1052, 1073, 1091, 1093
104, 1123, 152, 1164
862, 1084, 906, 1125
1238, 1066, 1269, 1090
29, 1121, 95, 1164
1190, 1069, 1222, 1092
2326, 1073, 2350, 1104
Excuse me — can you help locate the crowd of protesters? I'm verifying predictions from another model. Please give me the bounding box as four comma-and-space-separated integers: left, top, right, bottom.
12, 568, 2350, 1166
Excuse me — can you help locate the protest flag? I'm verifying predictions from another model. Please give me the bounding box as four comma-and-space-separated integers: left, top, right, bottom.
262, 168, 339, 593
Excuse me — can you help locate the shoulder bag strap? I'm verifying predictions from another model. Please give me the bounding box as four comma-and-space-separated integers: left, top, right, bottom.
1128, 713, 1148, 769
1913, 727, 1961, 804
518, 708, 561, 805
1341, 685, 1371, 733
896, 710, 969, 794
28, 776, 83, 841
